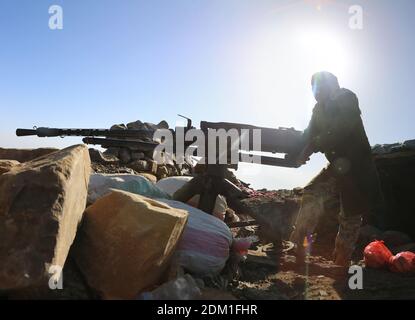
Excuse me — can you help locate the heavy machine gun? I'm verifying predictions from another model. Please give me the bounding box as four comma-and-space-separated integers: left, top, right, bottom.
16, 119, 306, 249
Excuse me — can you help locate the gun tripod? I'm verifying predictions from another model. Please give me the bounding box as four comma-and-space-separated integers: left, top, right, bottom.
173, 164, 283, 256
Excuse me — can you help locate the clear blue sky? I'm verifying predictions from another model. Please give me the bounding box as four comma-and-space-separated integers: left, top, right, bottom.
1, 0, 414, 189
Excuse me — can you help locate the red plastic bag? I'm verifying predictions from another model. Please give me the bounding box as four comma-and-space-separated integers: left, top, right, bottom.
389, 252, 415, 273
364, 240, 393, 268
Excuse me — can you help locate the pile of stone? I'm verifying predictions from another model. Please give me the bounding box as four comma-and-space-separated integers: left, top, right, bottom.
89, 120, 193, 181
0, 145, 189, 299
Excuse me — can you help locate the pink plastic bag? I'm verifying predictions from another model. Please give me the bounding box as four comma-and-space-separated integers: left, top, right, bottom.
231, 237, 254, 256
364, 240, 393, 268
389, 252, 415, 273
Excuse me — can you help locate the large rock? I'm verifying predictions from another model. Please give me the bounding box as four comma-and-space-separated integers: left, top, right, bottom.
138, 173, 157, 183
0, 144, 91, 290
88, 148, 117, 164
156, 165, 169, 179
131, 151, 145, 161
118, 148, 132, 164
0, 160, 20, 175
0, 147, 58, 163
127, 159, 149, 172
74, 190, 188, 299
5, 253, 94, 300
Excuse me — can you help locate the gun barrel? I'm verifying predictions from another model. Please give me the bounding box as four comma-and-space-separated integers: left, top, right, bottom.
16, 127, 153, 138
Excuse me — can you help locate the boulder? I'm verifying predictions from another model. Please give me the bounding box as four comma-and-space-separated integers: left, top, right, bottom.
0, 144, 91, 290
74, 190, 188, 299
139, 173, 157, 183
157, 120, 169, 129
126, 120, 144, 130
166, 164, 179, 176
5, 253, 94, 300
157, 165, 169, 179
88, 148, 118, 164
126, 119, 168, 131
149, 160, 158, 174
0, 147, 58, 163
110, 124, 127, 130
118, 148, 131, 164
131, 151, 145, 161
127, 159, 149, 172
0, 160, 20, 175
103, 147, 119, 157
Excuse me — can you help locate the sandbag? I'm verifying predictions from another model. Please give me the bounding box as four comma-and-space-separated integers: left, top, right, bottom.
389, 252, 415, 273
363, 240, 393, 268
156, 176, 227, 220
157, 199, 233, 276
75, 190, 188, 299
88, 173, 170, 204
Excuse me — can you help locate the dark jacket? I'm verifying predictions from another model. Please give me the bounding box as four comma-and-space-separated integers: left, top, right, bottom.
303, 88, 385, 223
304, 88, 373, 167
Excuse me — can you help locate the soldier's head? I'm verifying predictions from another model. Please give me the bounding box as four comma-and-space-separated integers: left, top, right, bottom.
311, 71, 340, 103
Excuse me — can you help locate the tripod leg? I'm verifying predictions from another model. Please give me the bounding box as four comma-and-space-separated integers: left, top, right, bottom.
198, 175, 220, 215
197, 165, 228, 215
172, 176, 203, 203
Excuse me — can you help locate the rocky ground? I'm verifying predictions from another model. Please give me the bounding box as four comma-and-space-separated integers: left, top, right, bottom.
231, 242, 415, 300
227, 164, 415, 301
1, 140, 414, 300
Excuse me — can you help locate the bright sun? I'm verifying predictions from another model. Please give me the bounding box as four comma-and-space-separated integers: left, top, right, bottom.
298, 29, 349, 77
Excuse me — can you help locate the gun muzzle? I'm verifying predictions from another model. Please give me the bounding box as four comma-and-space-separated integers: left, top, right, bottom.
16, 129, 37, 136
16, 127, 65, 137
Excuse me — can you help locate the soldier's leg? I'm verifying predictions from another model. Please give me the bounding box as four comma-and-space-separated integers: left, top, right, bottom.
333, 176, 366, 266
333, 206, 362, 266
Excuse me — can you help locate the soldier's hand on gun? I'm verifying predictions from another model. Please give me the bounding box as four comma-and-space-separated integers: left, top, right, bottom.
294, 145, 313, 167
295, 156, 310, 167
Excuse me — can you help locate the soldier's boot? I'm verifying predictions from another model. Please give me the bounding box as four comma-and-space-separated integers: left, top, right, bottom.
289, 193, 323, 264
333, 214, 362, 267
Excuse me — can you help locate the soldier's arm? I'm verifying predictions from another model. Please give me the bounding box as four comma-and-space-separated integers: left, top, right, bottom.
296, 108, 319, 164
320, 90, 362, 145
